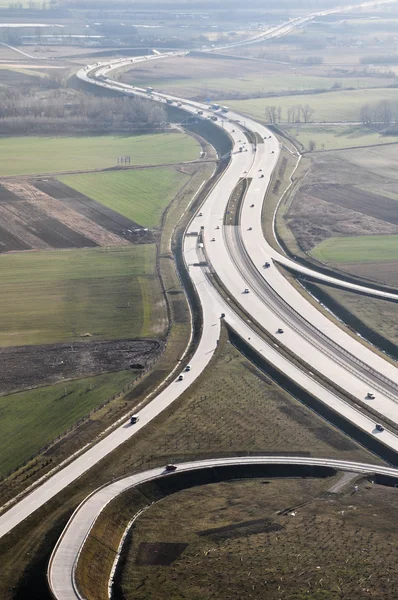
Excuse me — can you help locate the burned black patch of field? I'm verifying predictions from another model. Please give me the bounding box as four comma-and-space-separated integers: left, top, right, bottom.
136, 542, 188, 566
33, 179, 154, 243
198, 518, 283, 540
0, 338, 164, 395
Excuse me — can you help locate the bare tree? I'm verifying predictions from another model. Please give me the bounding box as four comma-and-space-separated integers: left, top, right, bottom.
360, 104, 372, 126
301, 104, 315, 123
308, 139, 317, 152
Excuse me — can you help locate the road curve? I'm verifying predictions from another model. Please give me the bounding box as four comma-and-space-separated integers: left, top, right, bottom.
48, 455, 398, 600
1, 0, 398, 546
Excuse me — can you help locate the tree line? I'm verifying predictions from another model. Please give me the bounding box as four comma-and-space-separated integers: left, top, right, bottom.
0, 90, 167, 134
359, 99, 398, 127
264, 103, 315, 124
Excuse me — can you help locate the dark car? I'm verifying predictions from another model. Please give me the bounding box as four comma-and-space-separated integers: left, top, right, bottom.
277, 328, 284, 334
165, 464, 177, 472
375, 423, 384, 432
264, 262, 271, 268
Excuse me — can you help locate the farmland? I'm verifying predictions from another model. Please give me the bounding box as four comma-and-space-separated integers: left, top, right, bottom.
0, 370, 135, 479
283, 124, 398, 151
311, 234, 398, 263
0, 132, 199, 176
118, 55, 392, 100
0, 245, 166, 347
59, 166, 191, 229
0, 180, 152, 252
227, 88, 398, 124
117, 477, 398, 600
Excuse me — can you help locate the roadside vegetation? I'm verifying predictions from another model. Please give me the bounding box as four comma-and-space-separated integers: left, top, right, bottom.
0, 132, 199, 176
59, 166, 192, 228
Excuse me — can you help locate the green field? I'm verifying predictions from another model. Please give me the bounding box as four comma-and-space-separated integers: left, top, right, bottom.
59, 167, 190, 228
311, 234, 398, 263
0, 133, 199, 176
283, 124, 398, 151
227, 87, 398, 123
0, 245, 166, 346
0, 370, 134, 478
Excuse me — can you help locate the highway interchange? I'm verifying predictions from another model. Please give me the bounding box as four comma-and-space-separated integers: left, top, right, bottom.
49, 456, 398, 600
2, 1, 398, 597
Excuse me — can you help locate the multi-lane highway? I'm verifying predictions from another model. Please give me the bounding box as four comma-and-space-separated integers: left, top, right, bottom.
1, 0, 398, 567
48, 455, 398, 600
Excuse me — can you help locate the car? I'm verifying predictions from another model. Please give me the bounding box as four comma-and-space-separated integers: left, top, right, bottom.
375, 423, 384, 432
366, 392, 375, 399
216, 225, 220, 229
259, 168, 262, 171
130, 415, 139, 424
185, 365, 191, 372
264, 262, 271, 268
250, 204, 255, 207
177, 374, 184, 381
277, 328, 284, 334
211, 237, 216, 241
200, 225, 205, 230
177, 102, 182, 107
221, 313, 225, 318
197, 110, 203, 115
248, 226, 252, 231
198, 212, 203, 217
271, 150, 275, 154
165, 464, 177, 472
244, 288, 250, 294
260, 174, 264, 178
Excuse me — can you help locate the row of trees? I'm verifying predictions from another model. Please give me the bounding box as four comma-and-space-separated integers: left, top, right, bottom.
359, 100, 398, 127
0, 90, 167, 134
265, 104, 315, 124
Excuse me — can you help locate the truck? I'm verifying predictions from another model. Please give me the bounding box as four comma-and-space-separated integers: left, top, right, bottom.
221, 106, 229, 113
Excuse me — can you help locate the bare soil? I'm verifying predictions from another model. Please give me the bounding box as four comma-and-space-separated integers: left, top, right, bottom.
286, 153, 398, 252
0, 338, 164, 395
287, 193, 398, 251
0, 179, 153, 253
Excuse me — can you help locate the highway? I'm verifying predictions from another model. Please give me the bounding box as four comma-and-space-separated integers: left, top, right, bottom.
0, 0, 398, 569
48, 455, 398, 600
